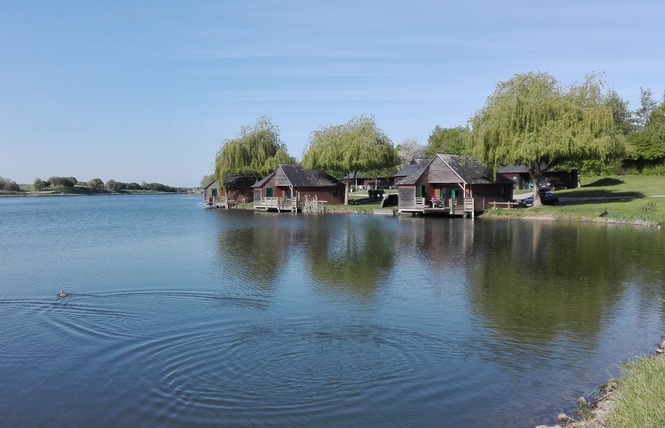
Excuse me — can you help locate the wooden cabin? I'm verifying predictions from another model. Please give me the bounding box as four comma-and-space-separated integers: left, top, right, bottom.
223, 174, 255, 203
397, 154, 514, 216
498, 165, 579, 190
203, 175, 255, 208
393, 158, 430, 186
203, 179, 225, 207
252, 164, 345, 212
344, 171, 393, 190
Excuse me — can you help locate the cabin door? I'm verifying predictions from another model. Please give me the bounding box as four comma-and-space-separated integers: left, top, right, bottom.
441, 187, 457, 201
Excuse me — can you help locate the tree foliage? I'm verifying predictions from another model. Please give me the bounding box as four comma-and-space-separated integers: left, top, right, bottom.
33, 178, 50, 191
605, 89, 634, 136
0, 177, 20, 191
397, 138, 426, 166
48, 176, 77, 188
425, 125, 470, 157
214, 117, 294, 188
106, 179, 119, 191
302, 115, 399, 204
200, 174, 215, 188
87, 178, 105, 192
634, 88, 658, 128
625, 98, 665, 169
470, 72, 625, 205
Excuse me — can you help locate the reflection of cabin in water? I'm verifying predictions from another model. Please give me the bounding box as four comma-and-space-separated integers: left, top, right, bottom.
397, 154, 513, 217
252, 164, 345, 212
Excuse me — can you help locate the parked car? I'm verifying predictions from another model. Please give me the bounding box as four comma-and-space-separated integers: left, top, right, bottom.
519, 191, 559, 207
539, 177, 567, 191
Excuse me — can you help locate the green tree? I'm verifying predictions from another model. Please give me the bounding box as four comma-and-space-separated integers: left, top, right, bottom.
214, 117, 293, 188
625, 99, 665, 170
87, 178, 105, 192
425, 125, 470, 157
470, 72, 624, 206
33, 178, 50, 191
200, 174, 215, 188
605, 89, 634, 136
47, 176, 76, 188
106, 179, 119, 191
0, 177, 20, 191
634, 88, 658, 128
302, 115, 399, 204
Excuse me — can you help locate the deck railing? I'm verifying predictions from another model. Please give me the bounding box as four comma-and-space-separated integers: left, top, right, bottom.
260, 197, 298, 212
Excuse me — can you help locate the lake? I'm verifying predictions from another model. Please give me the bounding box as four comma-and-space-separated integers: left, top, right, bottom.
1, 195, 664, 427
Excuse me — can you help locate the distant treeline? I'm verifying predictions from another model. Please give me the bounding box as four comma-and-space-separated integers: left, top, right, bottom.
0, 177, 20, 191
0, 176, 189, 193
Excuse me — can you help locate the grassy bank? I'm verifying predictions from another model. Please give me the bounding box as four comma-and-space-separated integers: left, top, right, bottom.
342, 175, 665, 226
483, 175, 665, 227
600, 354, 665, 428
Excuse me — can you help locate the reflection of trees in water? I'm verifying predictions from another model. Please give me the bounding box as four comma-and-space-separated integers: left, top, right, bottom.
213, 213, 399, 298
468, 221, 665, 345
215, 213, 299, 291
301, 216, 397, 299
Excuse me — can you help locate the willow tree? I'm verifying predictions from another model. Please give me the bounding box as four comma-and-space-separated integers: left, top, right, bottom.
214, 117, 293, 186
470, 72, 625, 206
302, 115, 399, 204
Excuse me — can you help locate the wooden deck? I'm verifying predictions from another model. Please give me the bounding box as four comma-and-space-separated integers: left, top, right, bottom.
399, 197, 484, 218
205, 198, 237, 209
254, 196, 329, 213
254, 197, 299, 212
489, 201, 521, 209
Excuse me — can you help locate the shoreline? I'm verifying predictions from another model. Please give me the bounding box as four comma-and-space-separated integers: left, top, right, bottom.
481, 211, 662, 229
537, 339, 665, 428
0, 190, 193, 198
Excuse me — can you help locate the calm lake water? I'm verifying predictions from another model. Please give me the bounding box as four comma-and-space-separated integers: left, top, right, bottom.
1, 195, 664, 427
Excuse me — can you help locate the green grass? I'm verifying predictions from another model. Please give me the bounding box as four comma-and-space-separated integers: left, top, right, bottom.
604, 355, 665, 428
485, 175, 665, 227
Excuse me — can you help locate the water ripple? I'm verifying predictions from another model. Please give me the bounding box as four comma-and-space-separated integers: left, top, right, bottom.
90, 315, 481, 427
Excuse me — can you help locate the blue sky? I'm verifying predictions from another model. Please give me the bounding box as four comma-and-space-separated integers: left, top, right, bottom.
1, 1, 663, 187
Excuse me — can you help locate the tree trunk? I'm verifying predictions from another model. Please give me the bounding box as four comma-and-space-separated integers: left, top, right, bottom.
529, 162, 543, 207
344, 171, 350, 205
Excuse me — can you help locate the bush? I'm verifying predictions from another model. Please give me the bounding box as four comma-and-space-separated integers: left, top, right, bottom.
368, 189, 385, 198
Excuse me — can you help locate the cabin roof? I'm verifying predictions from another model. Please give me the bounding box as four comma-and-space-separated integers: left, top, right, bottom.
497, 163, 548, 174
343, 171, 366, 180
438, 154, 494, 184
279, 164, 342, 187
393, 158, 429, 177
203, 179, 218, 190
251, 172, 275, 188
397, 154, 495, 186
223, 173, 256, 189
395, 163, 429, 185
252, 165, 342, 188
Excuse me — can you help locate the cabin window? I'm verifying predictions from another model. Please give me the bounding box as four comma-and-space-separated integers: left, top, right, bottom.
266, 188, 273, 197
212, 189, 217, 197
